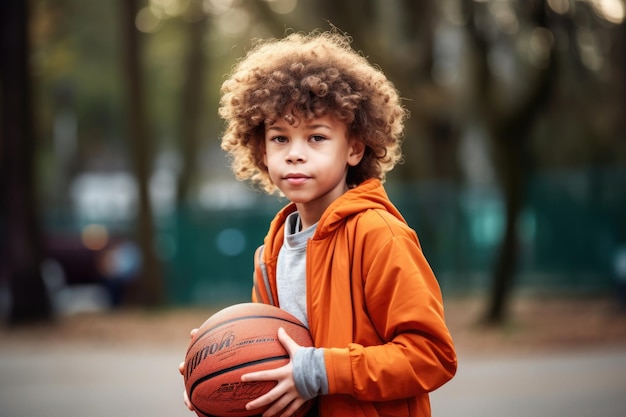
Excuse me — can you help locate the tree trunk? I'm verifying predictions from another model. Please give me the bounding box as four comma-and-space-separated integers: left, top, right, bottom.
483, 136, 526, 323
177, 7, 207, 204
120, 0, 164, 306
0, 0, 53, 324
464, 0, 556, 324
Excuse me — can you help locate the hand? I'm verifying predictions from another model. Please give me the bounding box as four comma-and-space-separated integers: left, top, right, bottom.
241, 327, 307, 417
179, 328, 199, 412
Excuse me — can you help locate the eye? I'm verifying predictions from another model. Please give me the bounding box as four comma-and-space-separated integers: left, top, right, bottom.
270, 136, 288, 144
310, 135, 326, 143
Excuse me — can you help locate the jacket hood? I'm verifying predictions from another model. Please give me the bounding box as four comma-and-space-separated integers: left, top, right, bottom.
315, 178, 406, 239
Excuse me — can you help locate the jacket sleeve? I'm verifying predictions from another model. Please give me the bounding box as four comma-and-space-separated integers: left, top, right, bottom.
323, 231, 457, 401
252, 245, 275, 305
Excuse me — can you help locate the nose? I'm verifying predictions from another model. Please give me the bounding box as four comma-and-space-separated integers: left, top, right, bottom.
286, 141, 306, 164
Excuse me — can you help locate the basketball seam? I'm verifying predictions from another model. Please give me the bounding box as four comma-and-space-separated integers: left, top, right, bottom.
186, 315, 308, 354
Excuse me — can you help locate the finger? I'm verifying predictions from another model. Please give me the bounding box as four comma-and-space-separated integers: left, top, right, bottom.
241, 367, 282, 382
275, 398, 307, 417
178, 361, 185, 375
262, 395, 300, 417
277, 327, 301, 356
183, 389, 194, 411
190, 328, 198, 338
245, 387, 281, 411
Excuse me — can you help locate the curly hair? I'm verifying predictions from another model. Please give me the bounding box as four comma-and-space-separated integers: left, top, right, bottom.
219, 30, 407, 194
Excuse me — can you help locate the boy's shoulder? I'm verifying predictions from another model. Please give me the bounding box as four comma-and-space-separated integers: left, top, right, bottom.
350, 207, 415, 239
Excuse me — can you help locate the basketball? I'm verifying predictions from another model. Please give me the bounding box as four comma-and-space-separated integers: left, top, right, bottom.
183, 303, 314, 417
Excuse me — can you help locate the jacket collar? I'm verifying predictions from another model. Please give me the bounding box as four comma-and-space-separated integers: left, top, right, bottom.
266, 179, 405, 246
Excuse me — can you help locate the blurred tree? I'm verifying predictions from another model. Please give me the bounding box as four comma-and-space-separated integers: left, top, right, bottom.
24, 0, 625, 312
120, 0, 164, 306
464, 0, 557, 324
177, 0, 208, 204
0, 0, 53, 324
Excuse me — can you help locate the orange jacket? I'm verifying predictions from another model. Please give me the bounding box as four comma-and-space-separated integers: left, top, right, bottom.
252, 179, 457, 417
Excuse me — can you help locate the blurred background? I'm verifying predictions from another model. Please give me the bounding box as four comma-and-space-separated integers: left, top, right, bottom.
1, 1, 626, 416
2, 0, 626, 326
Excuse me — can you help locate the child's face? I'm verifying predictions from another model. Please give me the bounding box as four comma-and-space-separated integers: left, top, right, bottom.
263, 111, 364, 215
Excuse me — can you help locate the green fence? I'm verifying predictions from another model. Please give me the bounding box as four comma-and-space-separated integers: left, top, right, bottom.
158, 167, 625, 305
41, 167, 626, 305
161, 203, 280, 305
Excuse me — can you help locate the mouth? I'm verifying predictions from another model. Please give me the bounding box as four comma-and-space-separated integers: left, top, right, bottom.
283, 173, 311, 185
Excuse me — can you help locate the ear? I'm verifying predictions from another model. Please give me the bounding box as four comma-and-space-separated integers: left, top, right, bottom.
347, 139, 365, 167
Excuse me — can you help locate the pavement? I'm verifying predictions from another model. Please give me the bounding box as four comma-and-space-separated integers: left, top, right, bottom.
1, 343, 625, 417
430, 349, 626, 417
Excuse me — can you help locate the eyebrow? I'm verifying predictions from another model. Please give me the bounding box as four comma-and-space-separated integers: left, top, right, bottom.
308, 123, 332, 130
266, 125, 286, 133
266, 123, 332, 132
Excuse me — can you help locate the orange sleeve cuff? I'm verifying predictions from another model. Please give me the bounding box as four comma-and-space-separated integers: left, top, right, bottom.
324, 346, 353, 395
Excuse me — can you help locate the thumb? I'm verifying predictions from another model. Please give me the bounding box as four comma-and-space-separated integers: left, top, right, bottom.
277, 327, 302, 357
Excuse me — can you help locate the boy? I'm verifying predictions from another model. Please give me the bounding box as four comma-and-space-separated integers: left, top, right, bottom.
182, 30, 457, 417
